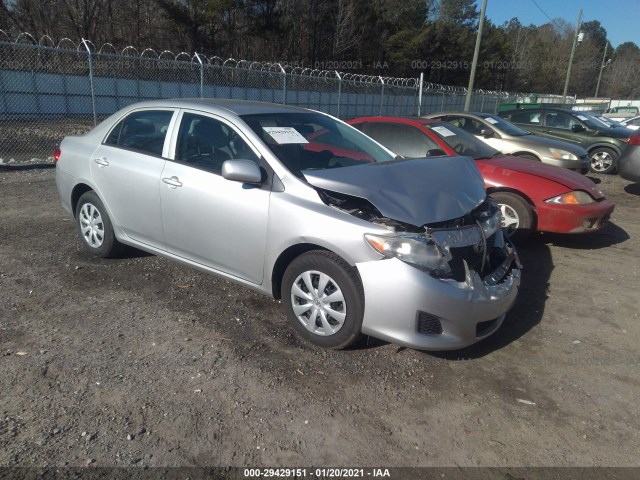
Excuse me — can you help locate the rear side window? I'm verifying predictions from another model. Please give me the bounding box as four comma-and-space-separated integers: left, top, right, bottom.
544, 112, 579, 129
360, 122, 440, 158
509, 111, 541, 125
105, 110, 174, 156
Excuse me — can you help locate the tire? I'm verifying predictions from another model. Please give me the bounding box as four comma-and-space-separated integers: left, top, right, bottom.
490, 192, 535, 242
516, 153, 539, 162
282, 250, 364, 349
75, 191, 123, 258
589, 147, 618, 174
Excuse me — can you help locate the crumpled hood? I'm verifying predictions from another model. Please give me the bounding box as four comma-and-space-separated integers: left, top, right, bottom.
304, 156, 486, 227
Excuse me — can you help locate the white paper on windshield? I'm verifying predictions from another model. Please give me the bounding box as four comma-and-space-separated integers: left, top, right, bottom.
485, 117, 498, 124
263, 127, 309, 144
577, 115, 589, 121
432, 125, 456, 137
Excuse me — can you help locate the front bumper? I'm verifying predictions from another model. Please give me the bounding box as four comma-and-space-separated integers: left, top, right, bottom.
536, 198, 615, 233
541, 155, 590, 173
356, 252, 521, 351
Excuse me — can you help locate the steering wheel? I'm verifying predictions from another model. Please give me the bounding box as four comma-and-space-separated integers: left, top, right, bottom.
453, 143, 466, 155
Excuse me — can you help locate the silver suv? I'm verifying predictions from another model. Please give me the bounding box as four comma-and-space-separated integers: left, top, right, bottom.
55, 99, 520, 351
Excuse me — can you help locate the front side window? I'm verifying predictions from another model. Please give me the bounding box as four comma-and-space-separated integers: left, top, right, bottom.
105, 110, 173, 156
360, 122, 441, 158
175, 113, 259, 174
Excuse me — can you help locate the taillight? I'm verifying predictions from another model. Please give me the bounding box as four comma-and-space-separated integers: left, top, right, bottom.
628, 133, 640, 146
53, 148, 61, 164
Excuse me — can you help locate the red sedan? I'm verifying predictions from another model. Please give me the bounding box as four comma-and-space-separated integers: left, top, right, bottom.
348, 116, 615, 241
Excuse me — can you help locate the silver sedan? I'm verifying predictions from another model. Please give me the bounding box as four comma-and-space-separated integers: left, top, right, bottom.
425, 112, 590, 172
55, 99, 520, 350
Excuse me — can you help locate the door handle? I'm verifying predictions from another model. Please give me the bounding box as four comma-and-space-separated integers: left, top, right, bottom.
162, 176, 183, 188
93, 157, 109, 167
543, 130, 554, 134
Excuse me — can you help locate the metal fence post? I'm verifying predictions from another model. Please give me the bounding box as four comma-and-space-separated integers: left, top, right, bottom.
417, 73, 424, 117
335, 71, 342, 118
194, 52, 204, 98
81, 38, 97, 126
480, 94, 485, 112
278, 63, 286, 105
379, 76, 385, 116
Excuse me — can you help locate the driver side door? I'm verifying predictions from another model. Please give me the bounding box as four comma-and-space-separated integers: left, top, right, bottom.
159, 110, 271, 284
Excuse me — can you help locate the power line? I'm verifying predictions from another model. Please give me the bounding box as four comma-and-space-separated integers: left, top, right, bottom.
530, 0, 573, 33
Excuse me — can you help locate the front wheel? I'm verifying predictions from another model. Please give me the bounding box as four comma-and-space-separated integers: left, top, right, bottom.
75, 191, 123, 258
282, 251, 364, 349
490, 192, 535, 242
589, 147, 618, 174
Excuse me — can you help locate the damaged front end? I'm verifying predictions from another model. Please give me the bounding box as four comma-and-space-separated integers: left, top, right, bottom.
319, 188, 520, 290
318, 188, 521, 350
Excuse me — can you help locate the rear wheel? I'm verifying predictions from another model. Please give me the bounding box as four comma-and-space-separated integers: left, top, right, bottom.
490, 192, 535, 242
282, 251, 364, 349
589, 147, 618, 174
75, 191, 123, 258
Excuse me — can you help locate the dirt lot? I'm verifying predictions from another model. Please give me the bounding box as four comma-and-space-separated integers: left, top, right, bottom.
1, 167, 639, 470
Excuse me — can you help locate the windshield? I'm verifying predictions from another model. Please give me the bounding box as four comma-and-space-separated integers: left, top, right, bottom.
478, 114, 530, 136
594, 115, 623, 128
573, 112, 602, 129
241, 112, 395, 176
427, 123, 500, 159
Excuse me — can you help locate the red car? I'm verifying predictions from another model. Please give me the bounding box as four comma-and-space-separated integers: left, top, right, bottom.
348, 116, 615, 241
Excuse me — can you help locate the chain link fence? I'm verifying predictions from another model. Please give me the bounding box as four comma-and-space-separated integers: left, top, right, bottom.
0, 31, 532, 163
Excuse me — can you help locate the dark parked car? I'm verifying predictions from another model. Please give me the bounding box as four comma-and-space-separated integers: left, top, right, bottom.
499, 108, 634, 174
618, 131, 640, 182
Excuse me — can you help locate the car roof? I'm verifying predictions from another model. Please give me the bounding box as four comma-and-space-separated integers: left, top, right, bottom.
501, 107, 576, 114
123, 98, 314, 116
427, 111, 491, 117
349, 116, 443, 126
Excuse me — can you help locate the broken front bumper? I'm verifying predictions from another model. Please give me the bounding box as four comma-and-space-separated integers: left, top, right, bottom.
356, 250, 521, 351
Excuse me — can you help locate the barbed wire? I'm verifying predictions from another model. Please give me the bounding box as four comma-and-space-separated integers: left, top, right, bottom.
0, 29, 535, 98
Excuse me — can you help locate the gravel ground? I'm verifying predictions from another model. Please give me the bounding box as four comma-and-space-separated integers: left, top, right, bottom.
0, 168, 639, 470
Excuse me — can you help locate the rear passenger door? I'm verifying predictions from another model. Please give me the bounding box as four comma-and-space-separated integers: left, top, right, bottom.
90, 108, 177, 249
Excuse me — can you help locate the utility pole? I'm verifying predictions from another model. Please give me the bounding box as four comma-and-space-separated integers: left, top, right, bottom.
595, 43, 608, 98
562, 8, 582, 104
464, 0, 488, 112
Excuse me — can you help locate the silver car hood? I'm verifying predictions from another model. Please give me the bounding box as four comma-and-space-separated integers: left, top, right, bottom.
512, 134, 587, 154
304, 156, 486, 227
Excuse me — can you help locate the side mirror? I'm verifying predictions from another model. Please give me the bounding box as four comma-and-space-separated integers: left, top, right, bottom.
426, 148, 447, 157
480, 128, 494, 138
571, 124, 586, 133
221, 159, 262, 184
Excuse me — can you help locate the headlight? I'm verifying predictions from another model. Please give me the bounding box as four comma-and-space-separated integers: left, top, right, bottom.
364, 233, 451, 275
549, 148, 578, 160
545, 191, 594, 204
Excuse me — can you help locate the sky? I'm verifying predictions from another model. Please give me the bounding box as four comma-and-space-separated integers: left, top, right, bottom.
484, 0, 639, 48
